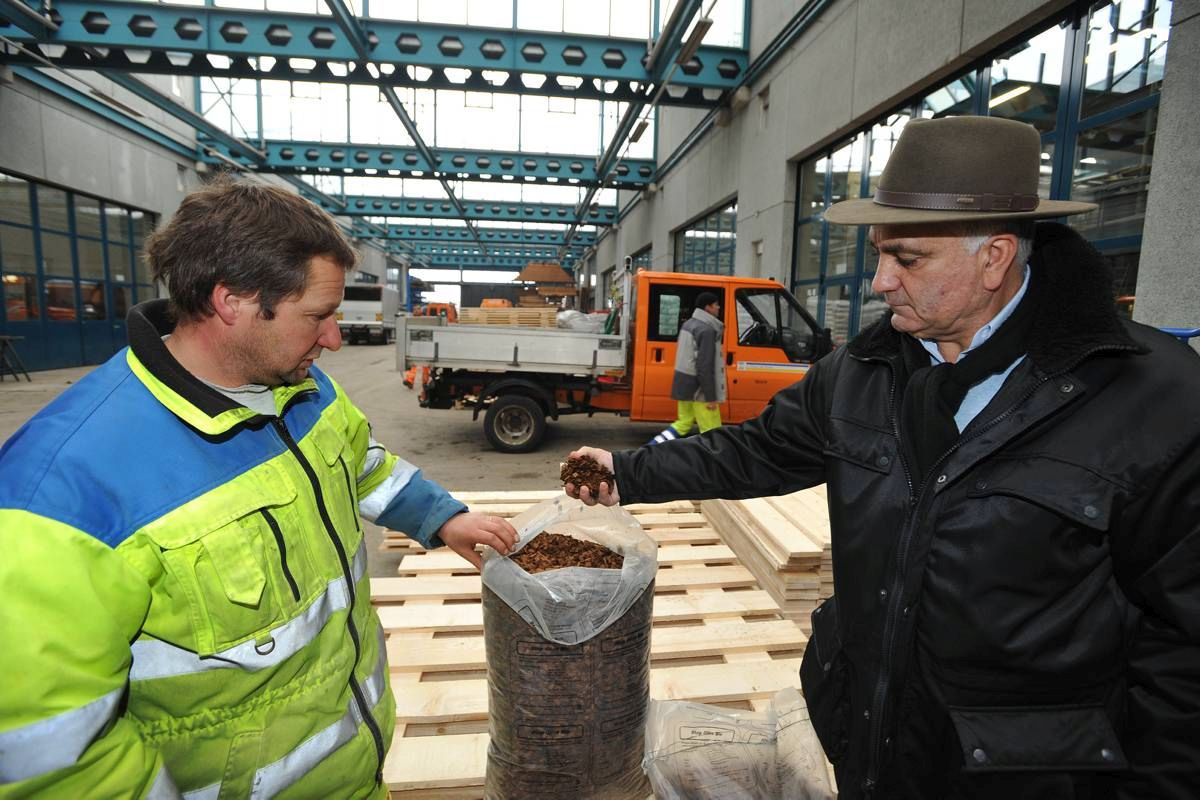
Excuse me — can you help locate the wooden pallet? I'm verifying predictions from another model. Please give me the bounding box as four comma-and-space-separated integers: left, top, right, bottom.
457, 307, 558, 328
374, 492, 808, 798
701, 486, 833, 632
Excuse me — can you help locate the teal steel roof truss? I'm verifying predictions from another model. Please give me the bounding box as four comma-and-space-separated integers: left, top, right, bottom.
0, 0, 746, 105
200, 140, 656, 187
325, 196, 616, 226
354, 225, 595, 247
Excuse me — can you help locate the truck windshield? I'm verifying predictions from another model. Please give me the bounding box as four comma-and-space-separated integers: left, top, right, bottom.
343, 286, 382, 302
734, 288, 821, 363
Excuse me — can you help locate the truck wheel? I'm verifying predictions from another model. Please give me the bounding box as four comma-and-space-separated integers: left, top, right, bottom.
483, 395, 546, 453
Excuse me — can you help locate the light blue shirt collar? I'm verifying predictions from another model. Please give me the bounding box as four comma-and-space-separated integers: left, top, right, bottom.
920, 265, 1031, 365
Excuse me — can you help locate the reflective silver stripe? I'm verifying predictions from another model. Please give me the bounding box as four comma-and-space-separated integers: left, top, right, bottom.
146, 765, 182, 799
181, 780, 220, 800
0, 687, 122, 783
358, 457, 419, 522
249, 644, 389, 799
130, 541, 368, 681
358, 437, 389, 482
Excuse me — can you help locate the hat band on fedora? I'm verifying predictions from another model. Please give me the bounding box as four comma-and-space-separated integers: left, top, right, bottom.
873, 188, 1040, 213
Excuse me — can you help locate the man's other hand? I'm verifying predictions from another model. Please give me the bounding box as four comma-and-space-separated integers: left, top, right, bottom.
437, 512, 519, 570
563, 447, 620, 506
705, 402, 718, 410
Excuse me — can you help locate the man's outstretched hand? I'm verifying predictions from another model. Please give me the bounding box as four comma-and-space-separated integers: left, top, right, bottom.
563, 447, 620, 506
436, 511, 519, 569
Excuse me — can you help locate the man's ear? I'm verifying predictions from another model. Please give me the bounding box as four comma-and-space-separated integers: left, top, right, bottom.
981, 234, 1019, 292
211, 283, 253, 326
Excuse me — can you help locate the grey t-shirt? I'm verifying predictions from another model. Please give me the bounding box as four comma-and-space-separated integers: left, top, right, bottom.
200, 378, 278, 417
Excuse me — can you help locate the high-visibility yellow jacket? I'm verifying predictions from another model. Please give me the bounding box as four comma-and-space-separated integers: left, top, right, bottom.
0, 301, 465, 798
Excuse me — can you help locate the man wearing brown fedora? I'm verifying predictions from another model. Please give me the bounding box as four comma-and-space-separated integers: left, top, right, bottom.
566, 115, 1200, 798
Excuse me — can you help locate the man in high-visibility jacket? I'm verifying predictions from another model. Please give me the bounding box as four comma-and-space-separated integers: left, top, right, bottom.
0, 178, 518, 798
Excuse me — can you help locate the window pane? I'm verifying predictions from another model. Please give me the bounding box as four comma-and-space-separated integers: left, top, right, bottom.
1039, 141, 1055, 199
131, 210, 152, 249
989, 23, 1068, 133
36, 186, 70, 232
137, 283, 157, 303
45, 279, 76, 321
793, 221, 822, 284
3, 274, 39, 320
1071, 108, 1155, 241
868, 114, 910, 196
915, 72, 977, 118
41, 232, 75, 277
796, 283, 821, 323
797, 157, 825, 219
81, 281, 107, 320
113, 285, 130, 319
107, 243, 132, 282
105, 205, 130, 243
829, 135, 865, 204
75, 195, 103, 239
0, 225, 37, 272
78, 238, 105, 280
827, 224, 858, 277
675, 201, 737, 275
0, 174, 31, 225
1082, 0, 1171, 118
823, 283, 854, 347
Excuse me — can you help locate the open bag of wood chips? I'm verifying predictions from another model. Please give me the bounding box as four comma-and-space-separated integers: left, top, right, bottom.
481, 496, 658, 799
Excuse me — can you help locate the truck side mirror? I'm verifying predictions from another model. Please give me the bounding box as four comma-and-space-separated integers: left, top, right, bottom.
815, 327, 834, 358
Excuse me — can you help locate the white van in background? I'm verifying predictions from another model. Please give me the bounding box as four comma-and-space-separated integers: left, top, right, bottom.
337, 284, 400, 344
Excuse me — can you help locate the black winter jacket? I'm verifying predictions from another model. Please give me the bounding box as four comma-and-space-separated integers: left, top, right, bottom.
613, 224, 1200, 799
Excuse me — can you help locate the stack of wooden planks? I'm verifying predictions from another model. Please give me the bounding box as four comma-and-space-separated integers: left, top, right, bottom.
457, 307, 557, 328
700, 486, 833, 632
374, 490, 809, 799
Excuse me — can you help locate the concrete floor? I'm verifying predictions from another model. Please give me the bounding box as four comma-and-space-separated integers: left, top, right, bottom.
0, 341, 664, 576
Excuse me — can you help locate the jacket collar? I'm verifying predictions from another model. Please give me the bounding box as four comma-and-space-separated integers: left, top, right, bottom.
847, 222, 1142, 375
692, 307, 724, 332
125, 299, 315, 436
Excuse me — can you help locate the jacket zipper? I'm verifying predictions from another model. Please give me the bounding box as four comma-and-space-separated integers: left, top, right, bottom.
271, 417, 387, 785
859, 343, 1136, 793
260, 508, 300, 602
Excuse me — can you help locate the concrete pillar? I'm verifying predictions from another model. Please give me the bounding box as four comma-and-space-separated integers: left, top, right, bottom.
1134, 0, 1200, 349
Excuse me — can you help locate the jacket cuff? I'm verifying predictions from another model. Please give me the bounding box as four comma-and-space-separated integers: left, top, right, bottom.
611, 449, 640, 504
375, 474, 467, 549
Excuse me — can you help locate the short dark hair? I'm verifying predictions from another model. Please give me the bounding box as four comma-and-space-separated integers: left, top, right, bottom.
695, 291, 720, 310
145, 175, 357, 322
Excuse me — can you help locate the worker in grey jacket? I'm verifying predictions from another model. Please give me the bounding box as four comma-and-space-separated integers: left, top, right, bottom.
650, 291, 727, 444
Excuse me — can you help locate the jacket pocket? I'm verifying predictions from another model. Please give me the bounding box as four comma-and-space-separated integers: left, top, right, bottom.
948, 704, 1127, 772
799, 595, 851, 763
966, 456, 1119, 532
143, 474, 300, 656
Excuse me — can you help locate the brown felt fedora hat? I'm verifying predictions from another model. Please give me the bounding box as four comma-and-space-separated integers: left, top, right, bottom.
823, 116, 1096, 225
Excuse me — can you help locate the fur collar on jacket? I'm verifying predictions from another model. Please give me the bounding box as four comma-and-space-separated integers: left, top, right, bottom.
847, 222, 1143, 374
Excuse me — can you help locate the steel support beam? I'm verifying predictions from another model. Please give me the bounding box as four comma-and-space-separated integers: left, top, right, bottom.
323, 195, 616, 225
0, 0, 746, 104
200, 140, 656, 187
351, 225, 595, 247
402, 253, 575, 270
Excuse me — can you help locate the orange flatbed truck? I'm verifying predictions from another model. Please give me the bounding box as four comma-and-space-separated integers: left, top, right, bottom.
395, 270, 832, 452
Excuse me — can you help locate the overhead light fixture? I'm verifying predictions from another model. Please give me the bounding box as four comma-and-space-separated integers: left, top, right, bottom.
676, 17, 713, 66
988, 84, 1030, 109
630, 119, 649, 143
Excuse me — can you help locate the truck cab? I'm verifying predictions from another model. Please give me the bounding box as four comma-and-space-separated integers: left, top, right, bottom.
631, 272, 830, 424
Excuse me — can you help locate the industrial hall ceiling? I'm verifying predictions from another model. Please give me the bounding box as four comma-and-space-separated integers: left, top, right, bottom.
0, 0, 755, 279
